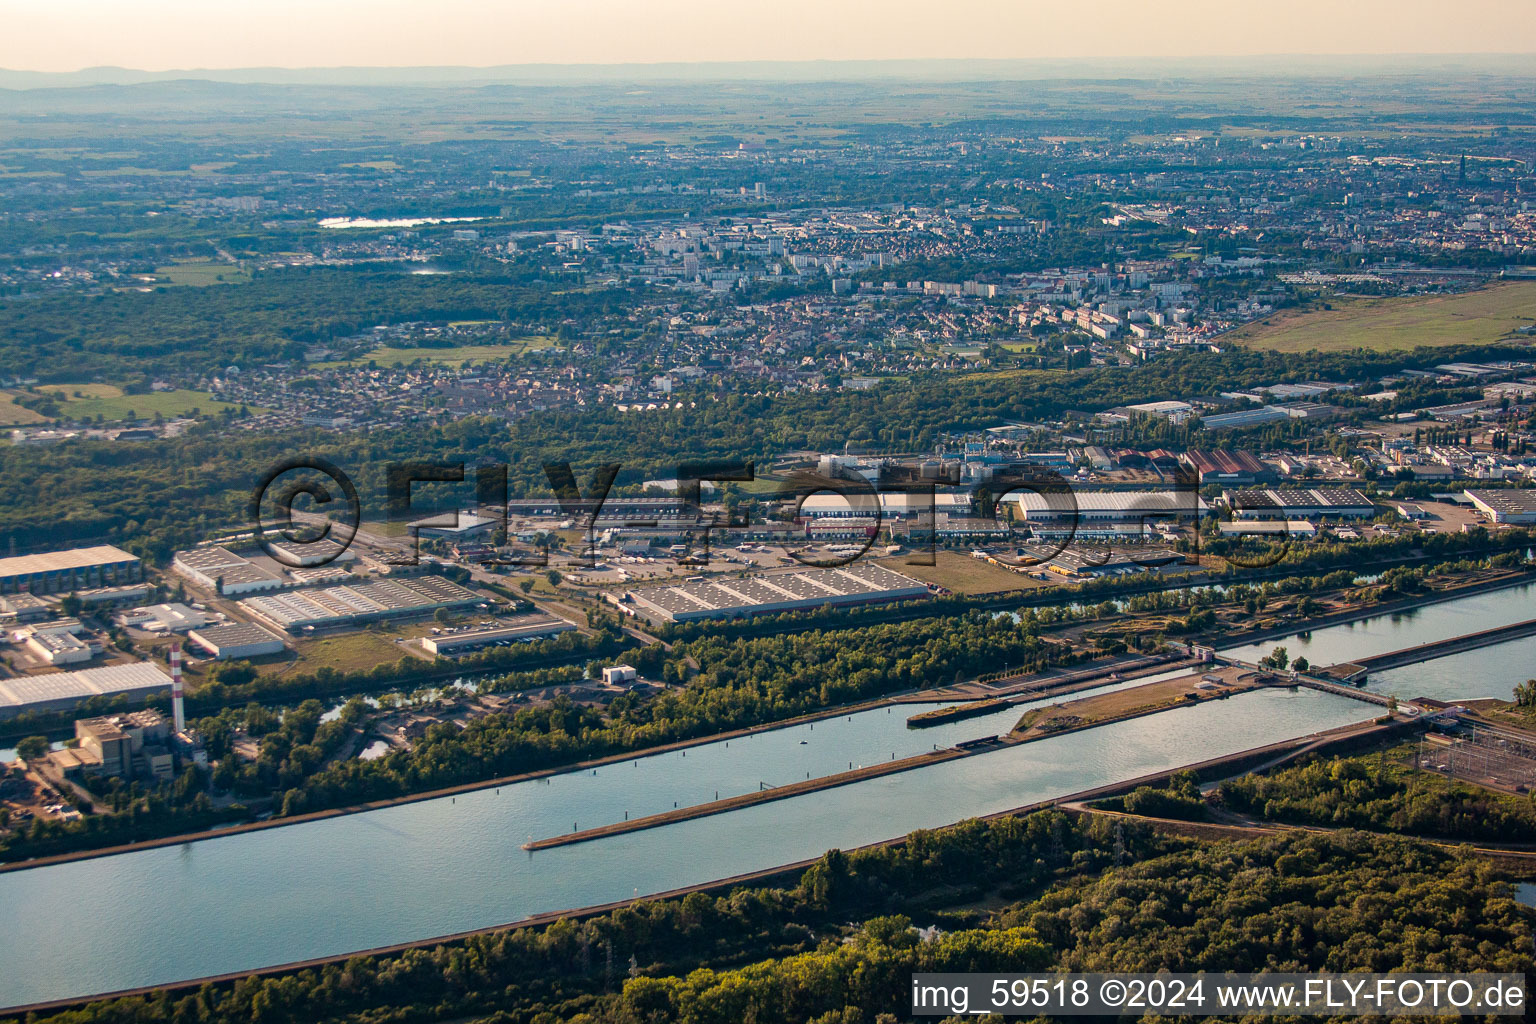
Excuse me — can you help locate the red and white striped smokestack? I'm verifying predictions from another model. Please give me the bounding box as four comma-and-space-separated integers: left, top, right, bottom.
170, 642, 185, 733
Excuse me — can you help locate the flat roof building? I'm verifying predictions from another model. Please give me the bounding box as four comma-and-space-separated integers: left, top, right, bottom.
71, 710, 170, 779
1016, 490, 1206, 522
625, 563, 929, 623
797, 492, 973, 519
25, 630, 93, 665
114, 602, 207, 633
0, 593, 51, 623
1200, 406, 1291, 431
0, 661, 172, 719
241, 575, 485, 633
420, 615, 576, 656
1464, 488, 1536, 525
1225, 487, 1376, 520
0, 545, 141, 595
173, 548, 283, 596
188, 623, 287, 660
1035, 547, 1186, 579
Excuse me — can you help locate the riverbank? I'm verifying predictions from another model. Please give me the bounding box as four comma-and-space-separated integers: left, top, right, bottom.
0, 710, 1419, 1019
1208, 567, 1534, 654
6, 568, 1524, 875
0, 651, 1186, 874
523, 665, 1386, 852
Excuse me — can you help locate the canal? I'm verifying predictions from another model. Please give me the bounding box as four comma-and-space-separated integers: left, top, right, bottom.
0, 684, 1369, 1007
4, 582, 1533, 1008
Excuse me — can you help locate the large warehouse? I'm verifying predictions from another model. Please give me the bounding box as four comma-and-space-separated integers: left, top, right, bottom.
172, 547, 283, 596
187, 623, 287, 660
421, 614, 576, 656
0, 661, 171, 719
1465, 489, 1536, 525
0, 545, 142, 595
624, 563, 930, 623
798, 492, 973, 519
1015, 490, 1207, 522
1225, 487, 1375, 520
240, 575, 485, 633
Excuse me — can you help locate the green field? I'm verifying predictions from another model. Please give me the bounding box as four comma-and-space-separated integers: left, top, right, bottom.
266, 630, 412, 678
151, 261, 250, 287
318, 337, 557, 367
1230, 281, 1536, 353
0, 392, 50, 425
36, 384, 252, 422
875, 551, 1033, 595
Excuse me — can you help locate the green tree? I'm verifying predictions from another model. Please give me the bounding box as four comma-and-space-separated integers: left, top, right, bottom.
1515, 679, 1536, 708
15, 735, 50, 760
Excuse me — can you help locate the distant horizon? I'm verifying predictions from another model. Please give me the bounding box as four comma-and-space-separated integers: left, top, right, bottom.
4, 52, 1536, 91
4, 0, 1536, 76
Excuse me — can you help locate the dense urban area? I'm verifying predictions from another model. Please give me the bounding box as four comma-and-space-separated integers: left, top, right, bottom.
1, 59, 1535, 1024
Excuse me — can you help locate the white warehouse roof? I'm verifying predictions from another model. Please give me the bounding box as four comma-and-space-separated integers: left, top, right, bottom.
1016, 490, 1207, 518
0, 661, 172, 714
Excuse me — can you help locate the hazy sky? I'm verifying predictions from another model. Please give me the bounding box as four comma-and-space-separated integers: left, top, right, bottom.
4, 0, 1536, 72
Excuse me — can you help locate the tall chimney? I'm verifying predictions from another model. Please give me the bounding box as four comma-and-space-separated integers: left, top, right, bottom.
170, 642, 185, 733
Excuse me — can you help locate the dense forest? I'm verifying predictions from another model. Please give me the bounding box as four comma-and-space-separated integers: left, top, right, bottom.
0, 265, 637, 379
1219, 748, 1536, 842
9, 814, 1528, 1024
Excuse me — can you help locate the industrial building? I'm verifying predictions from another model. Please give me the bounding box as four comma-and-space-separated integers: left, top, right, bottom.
24, 630, 95, 665
240, 575, 485, 633
187, 622, 287, 660
797, 492, 973, 519
173, 547, 283, 595
0, 545, 141, 595
1180, 449, 1274, 485
410, 509, 501, 539
0, 661, 172, 718
1015, 490, 1206, 521
1031, 547, 1186, 579
1464, 488, 1536, 525
114, 602, 207, 633
56, 710, 173, 780
623, 563, 930, 623
507, 496, 694, 522
1224, 487, 1376, 520
1200, 406, 1292, 431
0, 594, 50, 623
1216, 520, 1319, 539
420, 614, 576, 656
